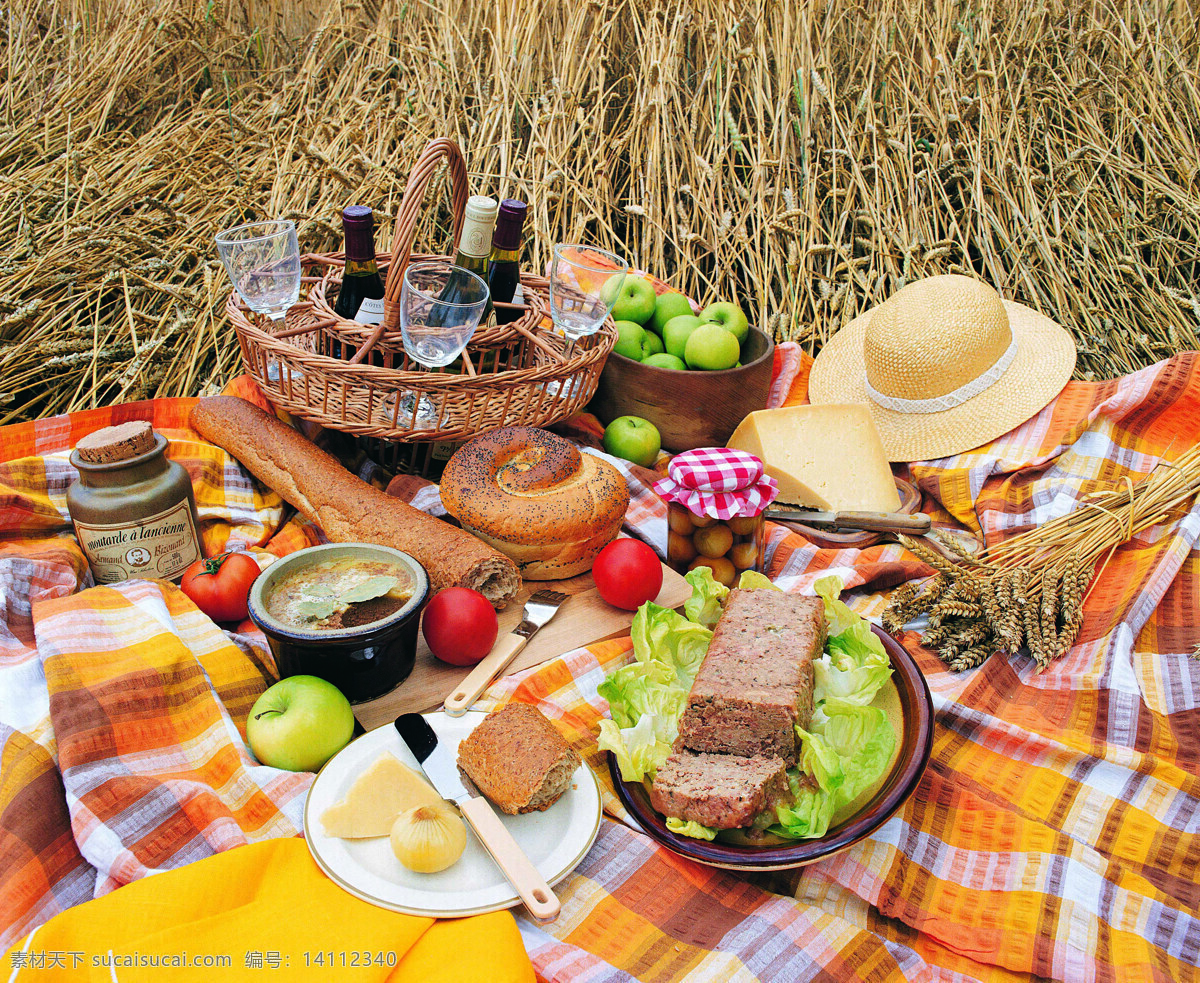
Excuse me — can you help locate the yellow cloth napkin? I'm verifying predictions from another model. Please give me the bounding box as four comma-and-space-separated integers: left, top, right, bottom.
4, 838, 534, 982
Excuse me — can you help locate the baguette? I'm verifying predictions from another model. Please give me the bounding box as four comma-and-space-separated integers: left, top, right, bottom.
189, 396, 520, 608
456, 703, 581, 814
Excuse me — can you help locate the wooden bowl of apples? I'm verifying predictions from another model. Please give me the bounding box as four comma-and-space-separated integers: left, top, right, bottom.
590, 288, 776, 453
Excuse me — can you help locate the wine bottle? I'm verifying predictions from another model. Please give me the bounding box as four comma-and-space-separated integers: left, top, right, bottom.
332, 205, 386, 361
435, 195, 497, 323
488, 199, 527, 324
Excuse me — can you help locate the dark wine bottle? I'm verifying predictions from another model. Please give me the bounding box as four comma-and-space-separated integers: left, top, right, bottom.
435, 195, 497, 323
488, 199, 527, 324
332, 205, 386, 361
334, 206, 385, 323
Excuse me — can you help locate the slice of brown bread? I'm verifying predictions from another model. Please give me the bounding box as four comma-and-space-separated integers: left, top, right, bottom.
456, 703, 581, 814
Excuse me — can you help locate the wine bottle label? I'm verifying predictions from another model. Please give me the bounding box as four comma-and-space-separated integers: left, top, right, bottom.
458, 205, 497, 260
355, 296, 385, 324
511, 283, 525, 305
431, 440, 462, 462
74, 499, 201, 584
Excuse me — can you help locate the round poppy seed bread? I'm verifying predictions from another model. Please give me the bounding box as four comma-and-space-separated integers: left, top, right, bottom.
456, 703, 581, 814
439, 427, 629, 580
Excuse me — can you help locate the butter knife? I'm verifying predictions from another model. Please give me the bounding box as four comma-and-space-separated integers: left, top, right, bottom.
764, 507, 932, 535
394, 713, 561, 923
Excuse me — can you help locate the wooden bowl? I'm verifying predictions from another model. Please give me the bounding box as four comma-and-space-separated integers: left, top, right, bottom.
608, 625, 933, 871
589, 325, 776, 452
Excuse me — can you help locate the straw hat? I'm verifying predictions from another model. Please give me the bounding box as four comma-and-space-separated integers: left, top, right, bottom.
808, 275, 1076, 462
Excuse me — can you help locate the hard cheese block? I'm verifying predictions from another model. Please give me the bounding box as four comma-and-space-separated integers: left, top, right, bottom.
727, 404, 900, 512
319, 752, 443, 838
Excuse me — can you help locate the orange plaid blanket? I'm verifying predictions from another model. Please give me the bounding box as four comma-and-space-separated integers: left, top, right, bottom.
3, 356, 1200, 981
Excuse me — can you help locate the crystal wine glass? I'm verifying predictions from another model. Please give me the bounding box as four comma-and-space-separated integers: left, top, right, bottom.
545, 244, 630, 398
393, 260, 490, 428
214, 219, 301, 322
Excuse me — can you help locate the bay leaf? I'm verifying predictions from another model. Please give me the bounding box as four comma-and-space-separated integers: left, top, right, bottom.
339, 575, 400, 605
295, 597, 337, 620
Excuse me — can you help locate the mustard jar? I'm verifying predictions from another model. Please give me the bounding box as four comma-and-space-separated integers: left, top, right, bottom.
67, 421, 203, 584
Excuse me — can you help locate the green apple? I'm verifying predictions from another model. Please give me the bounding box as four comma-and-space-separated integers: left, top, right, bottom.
641, 331, 664, 357
614, 320, 647, 360
684, 323, 741, 370
246, 675, 355, 772
650, 292, 694, 335
698, 301, 750, 343
603, 415, 662, 467
643, 352, 687, 370
601, 275, 657, 325
662, 314, 705, 360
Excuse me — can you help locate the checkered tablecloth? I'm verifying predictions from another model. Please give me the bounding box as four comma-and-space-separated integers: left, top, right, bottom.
3, 354, 1200, 981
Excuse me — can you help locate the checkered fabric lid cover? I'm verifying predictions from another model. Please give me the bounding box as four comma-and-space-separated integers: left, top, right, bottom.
652, 447, 779, 520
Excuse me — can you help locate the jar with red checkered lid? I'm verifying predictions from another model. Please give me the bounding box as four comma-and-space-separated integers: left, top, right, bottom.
652, 448, 779, 584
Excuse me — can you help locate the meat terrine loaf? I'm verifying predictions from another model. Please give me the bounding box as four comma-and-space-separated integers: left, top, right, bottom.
676, 589, 826, 765
650, 750, 789, 829
456, 703, 581, 814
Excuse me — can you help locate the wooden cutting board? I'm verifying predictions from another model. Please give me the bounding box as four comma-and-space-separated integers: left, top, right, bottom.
353, 562, 690, 730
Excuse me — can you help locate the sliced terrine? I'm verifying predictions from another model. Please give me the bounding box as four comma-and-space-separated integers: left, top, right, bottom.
650, 749, 789, 829
676, 589, 825, 765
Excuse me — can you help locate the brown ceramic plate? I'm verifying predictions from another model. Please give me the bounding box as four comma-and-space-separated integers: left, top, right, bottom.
768, 477, 923, 550
607, 625, 933, 871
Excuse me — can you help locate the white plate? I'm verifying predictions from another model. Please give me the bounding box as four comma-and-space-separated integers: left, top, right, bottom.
304, 710, 602, 917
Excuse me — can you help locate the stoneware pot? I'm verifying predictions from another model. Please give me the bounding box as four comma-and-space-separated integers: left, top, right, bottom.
590, 325, 776, 452
248, 543, 429, 704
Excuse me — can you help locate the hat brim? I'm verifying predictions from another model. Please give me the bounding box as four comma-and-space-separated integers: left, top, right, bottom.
808, 298, 1076, 462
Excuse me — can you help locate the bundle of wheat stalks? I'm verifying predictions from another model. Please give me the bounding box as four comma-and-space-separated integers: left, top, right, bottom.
884, 446, 1200, 671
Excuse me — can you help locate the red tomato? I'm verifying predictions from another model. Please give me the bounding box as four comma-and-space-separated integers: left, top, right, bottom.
180, 551, 261, 623
592, 538, 663, 611
421, 587, 499, 666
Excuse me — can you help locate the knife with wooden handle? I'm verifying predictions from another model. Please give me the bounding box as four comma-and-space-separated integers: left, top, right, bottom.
394, 712, 561, 923
764, 508, 932, 534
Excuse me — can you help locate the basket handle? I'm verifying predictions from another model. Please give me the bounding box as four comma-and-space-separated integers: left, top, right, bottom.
349, 137, 470, 365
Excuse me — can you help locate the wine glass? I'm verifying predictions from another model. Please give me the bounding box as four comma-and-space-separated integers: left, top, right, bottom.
214, 219, 301, 323
545, 244, 630, 398
392, 260, 490, 428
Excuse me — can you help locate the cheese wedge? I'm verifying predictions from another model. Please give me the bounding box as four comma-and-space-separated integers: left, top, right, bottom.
319, 753, 444, 839
727, 405, 900, 512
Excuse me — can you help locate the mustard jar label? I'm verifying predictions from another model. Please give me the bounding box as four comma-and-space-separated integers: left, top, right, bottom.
73, 499, 202, 584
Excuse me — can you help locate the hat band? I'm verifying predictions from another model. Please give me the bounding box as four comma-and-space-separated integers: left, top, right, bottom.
864, 337, 1018, 414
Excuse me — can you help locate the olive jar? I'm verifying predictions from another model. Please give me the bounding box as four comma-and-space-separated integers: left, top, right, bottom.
652, 447, 780, 587
67, 421, 203, 584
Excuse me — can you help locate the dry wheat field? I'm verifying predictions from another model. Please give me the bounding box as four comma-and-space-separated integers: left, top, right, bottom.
0, 0, 1197, 424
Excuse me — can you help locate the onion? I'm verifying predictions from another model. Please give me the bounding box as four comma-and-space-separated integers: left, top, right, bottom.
389, 801, 467, 873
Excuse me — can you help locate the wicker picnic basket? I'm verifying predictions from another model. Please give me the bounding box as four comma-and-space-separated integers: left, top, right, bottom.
226, 137, 616, 446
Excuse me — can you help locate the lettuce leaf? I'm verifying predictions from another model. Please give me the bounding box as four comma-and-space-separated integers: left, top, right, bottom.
794, 727, 846, 795
814, 574, 865, 639
684, 567, 729, 627
736, 570, 780, 591
769, 787, 838, 840
666, 817, 719, 841
630, 602, 712, 685
597, 660, 686, 729
820, 700, 891, 758
812, 576, 891, 710
598, 716, 675, 783
774, 702, 897, 839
